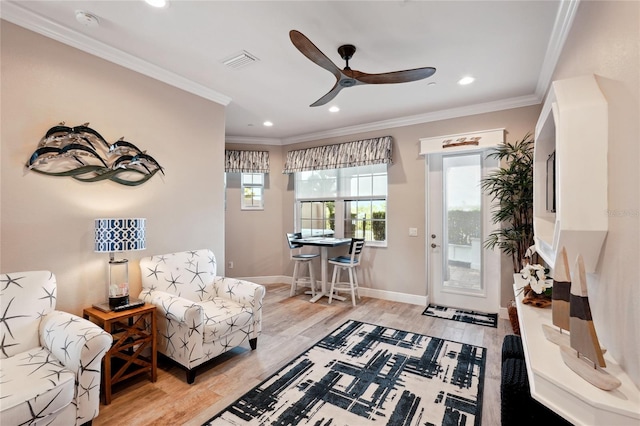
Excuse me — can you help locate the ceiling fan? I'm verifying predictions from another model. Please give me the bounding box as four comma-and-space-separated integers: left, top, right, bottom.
290, 30, 436, 107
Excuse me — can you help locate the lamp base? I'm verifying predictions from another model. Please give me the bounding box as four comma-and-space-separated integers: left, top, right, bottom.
109, 295, 130, 308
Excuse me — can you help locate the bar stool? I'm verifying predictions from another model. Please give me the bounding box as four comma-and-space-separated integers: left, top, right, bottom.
286, 233, 319, 297
328, 238, 365, 306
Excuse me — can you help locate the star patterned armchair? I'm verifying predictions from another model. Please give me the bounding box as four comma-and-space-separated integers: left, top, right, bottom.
0, 271, 113, 426
138, 249, 265, 384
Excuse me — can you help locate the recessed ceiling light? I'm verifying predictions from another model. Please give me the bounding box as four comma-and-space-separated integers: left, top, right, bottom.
458, 76, 475, 85
263, 121, 273, 127
145, 0, 168, 8
427, 82, 437, 86
329, 106, 340, 113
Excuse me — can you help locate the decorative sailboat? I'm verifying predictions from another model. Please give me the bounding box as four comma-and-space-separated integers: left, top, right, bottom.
559, 254, 621, 391
542, 247, 571, 347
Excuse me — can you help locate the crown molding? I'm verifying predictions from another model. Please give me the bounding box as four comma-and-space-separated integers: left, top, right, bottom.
225, 94, 541, 146
535, 0, 581, 99
225, 136, 283, 146
0, 2, 232, 106
274, 94, 541, 145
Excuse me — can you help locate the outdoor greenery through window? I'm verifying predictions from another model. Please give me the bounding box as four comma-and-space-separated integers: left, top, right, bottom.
295, 164, 387, 244
241, 173, 264, 210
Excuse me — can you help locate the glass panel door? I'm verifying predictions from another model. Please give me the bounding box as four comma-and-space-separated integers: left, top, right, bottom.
427, 151, 500, 313
442, 154, 483, 294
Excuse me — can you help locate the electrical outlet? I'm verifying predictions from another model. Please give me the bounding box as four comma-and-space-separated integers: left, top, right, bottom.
409, 227, 418, 237
228, 261, 234, 269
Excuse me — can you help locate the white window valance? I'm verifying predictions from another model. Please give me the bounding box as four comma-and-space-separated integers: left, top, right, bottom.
282, 136, 392, 174
225, 150, 270, 173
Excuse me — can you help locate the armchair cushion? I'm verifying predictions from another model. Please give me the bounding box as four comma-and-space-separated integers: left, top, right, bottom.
200, 297, 253, 344
0, 347, 76, 424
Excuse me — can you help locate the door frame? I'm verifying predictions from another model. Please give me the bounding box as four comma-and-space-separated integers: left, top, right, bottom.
425, 150, 500, 313
419, 129, 505, 313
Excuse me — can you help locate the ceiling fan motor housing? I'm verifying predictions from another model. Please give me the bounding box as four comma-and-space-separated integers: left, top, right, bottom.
338, 44, 356, 61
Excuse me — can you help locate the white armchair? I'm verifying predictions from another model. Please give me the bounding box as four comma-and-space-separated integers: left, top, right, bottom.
138, 249, 265, 384
0, 271, 113, 426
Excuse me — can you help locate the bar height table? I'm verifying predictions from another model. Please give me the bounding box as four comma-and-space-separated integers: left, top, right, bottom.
292, 237, 351, 302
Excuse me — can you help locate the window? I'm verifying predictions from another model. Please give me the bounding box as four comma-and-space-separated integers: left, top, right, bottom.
295, 164, 387, 244
241, 173, 264, 210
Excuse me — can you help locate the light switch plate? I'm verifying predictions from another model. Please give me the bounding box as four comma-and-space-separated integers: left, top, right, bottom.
409, 227, 418, 237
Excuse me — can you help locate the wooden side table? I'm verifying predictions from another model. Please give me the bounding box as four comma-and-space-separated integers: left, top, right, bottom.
83, 304, 157, 405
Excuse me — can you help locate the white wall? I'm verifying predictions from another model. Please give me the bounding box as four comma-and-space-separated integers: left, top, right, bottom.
549, 0, 640, 386
0, 22, 227, 315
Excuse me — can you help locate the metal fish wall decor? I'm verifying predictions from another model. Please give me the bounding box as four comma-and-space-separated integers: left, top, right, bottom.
26, 122, 164, 186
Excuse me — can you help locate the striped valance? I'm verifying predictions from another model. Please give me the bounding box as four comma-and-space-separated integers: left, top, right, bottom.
282, 136, 392, 174
225, 150, 270, 173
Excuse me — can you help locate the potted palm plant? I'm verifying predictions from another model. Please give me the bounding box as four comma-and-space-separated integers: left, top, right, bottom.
480, 134, 535, 273
481, 134, 535, 333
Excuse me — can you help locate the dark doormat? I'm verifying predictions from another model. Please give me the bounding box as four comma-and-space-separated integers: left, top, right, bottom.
423, 304, 498, 328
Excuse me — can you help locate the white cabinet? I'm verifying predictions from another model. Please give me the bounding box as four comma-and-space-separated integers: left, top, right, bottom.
533, 75, 608, 272
514, 281, 640, 425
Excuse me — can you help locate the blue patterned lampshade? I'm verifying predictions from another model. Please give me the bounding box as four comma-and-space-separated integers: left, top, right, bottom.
94, 218, 146, 253
94, 218, 146, 309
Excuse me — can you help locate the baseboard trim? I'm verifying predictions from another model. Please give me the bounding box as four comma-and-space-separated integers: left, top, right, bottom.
238, 276, 427, 306
358, 287, 428, 306
235, 275, 291, 285
237, 276, 507, 314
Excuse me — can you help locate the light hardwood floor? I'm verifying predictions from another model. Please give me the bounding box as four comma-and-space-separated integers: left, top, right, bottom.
94, 283, 513, 426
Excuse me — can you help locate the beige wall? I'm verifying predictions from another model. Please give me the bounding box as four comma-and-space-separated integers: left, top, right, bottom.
283, 107, 540, 304
0, 22, 226, 316
226, 106, 540, 306
224, 143, 287, 278
549, 1, 640, 386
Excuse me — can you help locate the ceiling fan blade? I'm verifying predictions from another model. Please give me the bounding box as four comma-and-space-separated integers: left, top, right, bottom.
310, 81, 344, 107
352, 67, 436, 85
290, 30, 342, 78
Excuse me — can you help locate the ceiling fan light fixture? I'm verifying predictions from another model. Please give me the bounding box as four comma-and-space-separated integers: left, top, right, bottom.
329, 106, 340, 113
263, 121, 273, 127
458, 76, 475, 85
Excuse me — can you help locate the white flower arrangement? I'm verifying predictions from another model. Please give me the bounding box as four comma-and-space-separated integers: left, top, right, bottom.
520, 263, 552, 295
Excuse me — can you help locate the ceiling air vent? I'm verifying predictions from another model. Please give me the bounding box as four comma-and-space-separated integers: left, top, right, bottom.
222, 50, 259, 69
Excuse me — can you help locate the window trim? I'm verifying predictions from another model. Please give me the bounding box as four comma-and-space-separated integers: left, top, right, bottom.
294, 165, 388, 246
241, 172, 264, 211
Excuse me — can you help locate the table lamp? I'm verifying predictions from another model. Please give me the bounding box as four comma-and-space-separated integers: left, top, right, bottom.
94, 218, 146, 308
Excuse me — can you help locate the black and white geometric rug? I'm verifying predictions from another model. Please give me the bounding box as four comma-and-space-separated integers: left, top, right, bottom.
204, 320, 486, 426
423, 304, 498, 328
